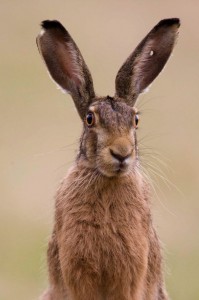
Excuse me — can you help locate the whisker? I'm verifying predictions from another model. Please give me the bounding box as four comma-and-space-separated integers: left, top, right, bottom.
54, 160, 74, 172
138, 163, 176, 216
33, 141, 78, 158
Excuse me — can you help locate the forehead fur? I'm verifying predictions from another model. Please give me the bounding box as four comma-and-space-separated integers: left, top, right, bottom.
91, 98, 134, 131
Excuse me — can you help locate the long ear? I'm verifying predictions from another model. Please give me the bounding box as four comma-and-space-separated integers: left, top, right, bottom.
115, 18, 180, 106
36, 20, 95, 119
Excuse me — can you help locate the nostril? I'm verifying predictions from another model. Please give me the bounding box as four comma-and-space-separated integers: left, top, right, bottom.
110, 149, 131, 163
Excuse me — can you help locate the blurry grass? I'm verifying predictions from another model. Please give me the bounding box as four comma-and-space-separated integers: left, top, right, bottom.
167, 250, 199, 300
0, 215, 48, 300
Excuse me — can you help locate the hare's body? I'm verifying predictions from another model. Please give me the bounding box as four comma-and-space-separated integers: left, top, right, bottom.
37, 18, 180, 300
46, 164, 164, 300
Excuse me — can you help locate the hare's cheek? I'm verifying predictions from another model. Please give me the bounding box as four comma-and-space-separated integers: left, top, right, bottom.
96, 147, 114, 177
99, 147, 112, 164
88, 132, 98, 156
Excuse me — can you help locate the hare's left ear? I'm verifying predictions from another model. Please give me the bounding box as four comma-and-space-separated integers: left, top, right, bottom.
36, 20, 95, 119
115, 18, 180, 107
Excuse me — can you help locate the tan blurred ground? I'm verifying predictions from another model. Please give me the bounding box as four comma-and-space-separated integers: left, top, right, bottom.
0, 1, 199, 299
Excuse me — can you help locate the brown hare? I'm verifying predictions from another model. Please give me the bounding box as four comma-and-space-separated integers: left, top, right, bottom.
37, 18, 180, 300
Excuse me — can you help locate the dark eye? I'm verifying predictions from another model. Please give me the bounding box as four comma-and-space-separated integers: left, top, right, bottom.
86, 112, 95, 127
134, 114, 139, 128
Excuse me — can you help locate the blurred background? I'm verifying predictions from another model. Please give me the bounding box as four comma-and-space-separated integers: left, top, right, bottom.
1, 0, 199, 299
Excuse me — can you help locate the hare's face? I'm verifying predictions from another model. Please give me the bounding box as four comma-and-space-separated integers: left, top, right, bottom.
79, 97, 139, 177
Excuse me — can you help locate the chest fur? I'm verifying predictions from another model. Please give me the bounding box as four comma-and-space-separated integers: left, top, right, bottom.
55, 171, 151, 279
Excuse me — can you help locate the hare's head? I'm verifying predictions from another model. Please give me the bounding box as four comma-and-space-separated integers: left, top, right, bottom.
37, 19, 180, 177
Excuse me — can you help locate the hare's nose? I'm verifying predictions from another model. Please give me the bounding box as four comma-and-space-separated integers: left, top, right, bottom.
110, 149, 132, 163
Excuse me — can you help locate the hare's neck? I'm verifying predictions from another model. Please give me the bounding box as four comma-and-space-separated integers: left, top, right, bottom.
61, 163, 150, 205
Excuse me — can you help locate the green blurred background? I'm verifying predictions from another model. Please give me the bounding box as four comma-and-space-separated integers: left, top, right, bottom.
1, 0, 199, 299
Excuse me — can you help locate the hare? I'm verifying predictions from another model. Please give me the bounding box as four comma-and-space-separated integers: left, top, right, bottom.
37, 18, 180, 300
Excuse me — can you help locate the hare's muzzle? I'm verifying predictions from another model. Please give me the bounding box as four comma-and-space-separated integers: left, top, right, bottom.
109, 138, 133, 170
97, 136, 135, 177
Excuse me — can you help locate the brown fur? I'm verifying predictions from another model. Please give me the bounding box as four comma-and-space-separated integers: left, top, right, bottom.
37, 19, 180, 300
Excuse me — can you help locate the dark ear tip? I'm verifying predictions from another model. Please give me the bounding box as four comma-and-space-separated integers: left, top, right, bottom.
41, 20, 67, 32
156, 18, 181, 29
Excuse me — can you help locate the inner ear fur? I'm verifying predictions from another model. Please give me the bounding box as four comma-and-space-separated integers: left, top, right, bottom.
115, 18, 180, 107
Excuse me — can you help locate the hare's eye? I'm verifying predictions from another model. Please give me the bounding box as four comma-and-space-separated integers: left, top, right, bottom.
134, 114, 139, 129
86, 112, 95, 127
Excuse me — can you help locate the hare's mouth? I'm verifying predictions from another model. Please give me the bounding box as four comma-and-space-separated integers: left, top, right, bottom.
116, 162, 129, 173
97, 160, 132, 178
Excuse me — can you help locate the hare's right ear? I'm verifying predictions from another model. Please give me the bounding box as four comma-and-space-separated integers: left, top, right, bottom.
115, 18, 180, 107
36, 20, 95, 119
